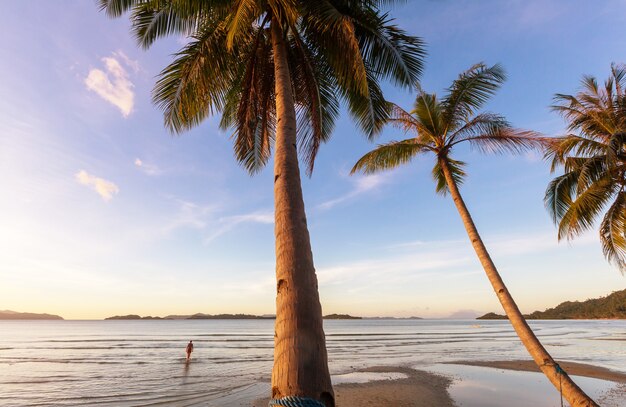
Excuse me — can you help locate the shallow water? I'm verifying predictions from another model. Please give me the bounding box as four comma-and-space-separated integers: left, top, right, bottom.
0, 319, 623, 406
426, 364, 625, 407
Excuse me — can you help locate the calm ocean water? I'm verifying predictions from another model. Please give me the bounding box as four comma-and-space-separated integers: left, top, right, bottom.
0, 319, 624, 406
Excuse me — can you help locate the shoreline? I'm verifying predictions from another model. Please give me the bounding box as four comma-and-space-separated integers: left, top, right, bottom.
253, 361, 626, 407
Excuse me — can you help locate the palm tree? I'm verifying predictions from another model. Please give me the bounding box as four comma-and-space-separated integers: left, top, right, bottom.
352, 63, 598, 406
98, 1, 424, 405
546, 64, 626, 274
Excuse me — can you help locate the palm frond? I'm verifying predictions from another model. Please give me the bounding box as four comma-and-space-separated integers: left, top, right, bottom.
556, 174, 616, 240
545, 170, 579, 225
129, 1, 209, 49
442, 63, 506, 126
152, 20, 242, 133
611, 63, 626, 98
225, 27, 275, 174
599, 191, 626, 273
432, 157, 466, 196
545, 135, 607, 172
581, 74, 600, 98
342, 65, 391, 139
552, 76, 621, 138
449, 113, 547, 154
548, 65, 626, 273
300, 0, 424, 141
386, 102, 432, 136
606, 131, 626, 167
226, 0, 262, 50
267, 0, 299, 28
574, 156, 607, 194
301, 1, 369, 97
98, 0, 139, 17
289, 30, 339, 175
351, 139, 430, 175
412, 90, 444, 138
353, 9, 425, 88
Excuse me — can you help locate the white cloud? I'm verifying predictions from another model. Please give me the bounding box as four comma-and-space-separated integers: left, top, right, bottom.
317, 254, 475, 287
113, 51, 140, 73
162, 198, 273, 242
75, 170, 119, 201
223, 212, 274, 224
317, 173, 390, 210
134, 158, 161, 176
164, 200, 216, 233
204, 211, 274, 243
85, 55, 134, 117
318, 231, 599, 291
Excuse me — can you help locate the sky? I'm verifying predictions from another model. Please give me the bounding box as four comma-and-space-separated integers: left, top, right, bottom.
0, 0, 625, 320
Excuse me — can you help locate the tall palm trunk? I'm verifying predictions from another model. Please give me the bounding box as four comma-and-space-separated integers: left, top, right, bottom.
269, 17, 334, 407
439, 157, 598, 407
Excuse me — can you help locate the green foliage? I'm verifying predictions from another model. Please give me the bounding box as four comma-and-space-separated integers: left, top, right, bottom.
546, 64, 626, 273
528, 289, 626, 319
352, 63, 545, 195
99, 0, 425, 175
477, 289, 626, 319
476, 312, 507, 320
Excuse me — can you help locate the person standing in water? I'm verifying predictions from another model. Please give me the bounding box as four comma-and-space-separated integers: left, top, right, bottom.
185, 340, 193, 361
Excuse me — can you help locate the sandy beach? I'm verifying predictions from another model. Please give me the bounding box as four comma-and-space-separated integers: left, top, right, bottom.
253, 366, 455, 407
253, 361, 626, 407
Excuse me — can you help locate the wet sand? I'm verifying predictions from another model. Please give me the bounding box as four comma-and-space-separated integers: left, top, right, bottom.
451, 360, 626, 383
253, 361, 626, 407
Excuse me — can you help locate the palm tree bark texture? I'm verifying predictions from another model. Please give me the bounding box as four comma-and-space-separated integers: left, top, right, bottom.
270, 17, 333, 406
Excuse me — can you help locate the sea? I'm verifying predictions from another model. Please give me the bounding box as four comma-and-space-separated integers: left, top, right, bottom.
0, 319, 624, 406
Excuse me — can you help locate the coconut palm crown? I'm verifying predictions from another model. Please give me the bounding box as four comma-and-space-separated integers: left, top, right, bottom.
100, 0, 425, 174
99, 1, 425, 405
545, 63, 626, 273
352, 64, 599, 406
351, 63, 538, 186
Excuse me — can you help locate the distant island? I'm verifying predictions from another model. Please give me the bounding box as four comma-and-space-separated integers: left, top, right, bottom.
0, 310, 64, 320
478, 289, 626, 320
105, 313, 366, 320
187, 313, 271, 320
364, 316, 423, 320
323, 314, 361, 320
105, 313, 275, 320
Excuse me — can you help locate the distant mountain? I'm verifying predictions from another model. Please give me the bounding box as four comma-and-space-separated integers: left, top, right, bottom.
363, 316, 423, 320
0, 310, 63, 320
323, 314, 361, 320
478, 289, 626, 320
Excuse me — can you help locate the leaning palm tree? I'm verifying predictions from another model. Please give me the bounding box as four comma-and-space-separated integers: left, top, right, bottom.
99, 1, 424, 405
352, 63, 598, 407
546, 64, 626, 274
